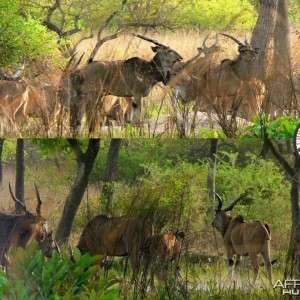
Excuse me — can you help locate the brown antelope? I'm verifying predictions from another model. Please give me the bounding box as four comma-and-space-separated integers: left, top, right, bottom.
195, 34, 263, 133
0, 64, 28, 127
142, 231, 185, 293
168, 33, 222, 135
59, 35, 183, 136
0, 183, 54, 266
0, 80, 28, 126
77, 215, 154, 283
99, 96, 132, 128
211, 192, 272, 286
0, 65, 59, 131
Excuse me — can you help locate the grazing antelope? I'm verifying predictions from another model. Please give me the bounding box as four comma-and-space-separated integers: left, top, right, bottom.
168, 33, 222, 135
77, 215, 154, 283
142, 231, 185, 293
211, 192, 272, 286
60, 35, 183, 136
0, 183, 54, 266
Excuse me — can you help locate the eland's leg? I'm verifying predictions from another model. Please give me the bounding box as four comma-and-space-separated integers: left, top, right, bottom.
227, 248, 235, 280
86, 93, 101, 136
141, 256, 152, 294
261, 245, 272, 285
170, 93, 183, 137
234, 255, 241, 286
249, 254, 260, 286
129, 253, 141, 287
228, 258, 235, 280
192, 99, 201, 134
131, 96, 142, 126
70, 90, 87, 137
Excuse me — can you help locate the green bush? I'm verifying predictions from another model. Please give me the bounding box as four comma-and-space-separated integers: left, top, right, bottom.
245, 113, 300, 139
112, 160, 207, 233
187, 0, 257, 30
0, 0, 59, 68
3, 243, 120, 299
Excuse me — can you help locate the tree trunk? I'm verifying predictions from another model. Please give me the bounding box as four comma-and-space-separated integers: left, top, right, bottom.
207, 139, 218, 213
55, 139, 100, 245
264, 139, 300, 244
251, 0, 278, 80
0, 139, 4, 186
15, 139, 24, 214
103, 139, 122, 215
291, 155, 300, 230
270, 0, 294, 113
273, 0, 291, 76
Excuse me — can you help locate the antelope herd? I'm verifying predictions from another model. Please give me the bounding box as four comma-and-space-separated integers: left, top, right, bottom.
1, 32, 299, 136
0, 184, 275, 293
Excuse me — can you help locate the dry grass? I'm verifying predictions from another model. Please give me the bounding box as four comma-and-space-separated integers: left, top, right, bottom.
1, 29, 300, 137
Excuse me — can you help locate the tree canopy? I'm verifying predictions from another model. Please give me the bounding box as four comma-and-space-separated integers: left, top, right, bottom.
0, 0, 261, 67
0, 0, 59, 68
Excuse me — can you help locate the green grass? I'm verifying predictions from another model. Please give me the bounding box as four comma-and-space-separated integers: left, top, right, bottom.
1, 244, 291, 299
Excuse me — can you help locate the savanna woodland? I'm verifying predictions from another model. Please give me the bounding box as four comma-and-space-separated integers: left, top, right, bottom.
0, 138, 297, 299
1, 0, 300, 300
0, 0, 299, 138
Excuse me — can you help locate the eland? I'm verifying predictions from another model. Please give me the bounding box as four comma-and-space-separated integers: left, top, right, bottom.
211, 191, 272, 285
77, 215, 154, 284
60, 35, 183, 136
0, 183, 55, 267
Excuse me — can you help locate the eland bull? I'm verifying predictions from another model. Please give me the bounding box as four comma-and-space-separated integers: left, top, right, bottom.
60, 35, 183, 136
77, 215, 154, 283
142, 231, 185, 292
211, 192, 272, 286
0, 183, 55, 266
167, 33, 222, 135
195, 34, 264, 127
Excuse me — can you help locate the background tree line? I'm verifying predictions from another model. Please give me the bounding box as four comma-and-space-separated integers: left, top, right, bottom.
1, 0, 298, 68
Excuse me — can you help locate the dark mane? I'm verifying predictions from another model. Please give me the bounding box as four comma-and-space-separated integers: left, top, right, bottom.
232, 215, 245, 224
0, 213, 22, 233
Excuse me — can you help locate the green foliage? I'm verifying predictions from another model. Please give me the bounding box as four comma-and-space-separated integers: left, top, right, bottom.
187, 0, 257, 30
215, 151, 290, 247
0, 139, 295, 298
24, 0, 258, 37
196, 127, 227, 138
245, 113, 300, 138
3, 243, 120, 299
112, 160, 207, 232
31, 139, 75, 159
1, 139, 16, 162
289, 0, 300, 22
0, 0, 59, 68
